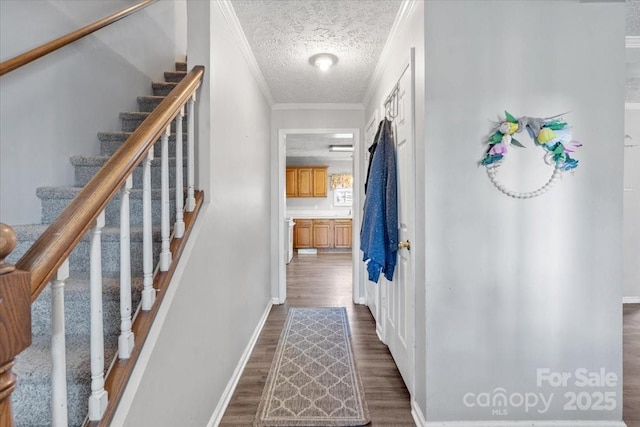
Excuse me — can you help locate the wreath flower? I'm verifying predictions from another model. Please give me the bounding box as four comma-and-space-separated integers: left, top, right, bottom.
480, 111, 582, 198
480, 111, 582, 171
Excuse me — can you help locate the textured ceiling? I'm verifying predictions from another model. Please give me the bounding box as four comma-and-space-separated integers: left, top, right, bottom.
286, 133, 354, 160
628, 0, 640, 36
230, 0, 402, 103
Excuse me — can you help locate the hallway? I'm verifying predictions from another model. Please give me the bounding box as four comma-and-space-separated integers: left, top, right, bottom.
219, 253, 415, 426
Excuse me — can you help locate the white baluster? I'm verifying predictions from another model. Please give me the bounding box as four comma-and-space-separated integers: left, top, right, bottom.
51, 259, 69, 427
141, 148, 155, 310
119, 175, 134, 359
159, 125, 172, 271
174, 107, 185, 238
88, 211, 108, 421
186, 93, 196, 212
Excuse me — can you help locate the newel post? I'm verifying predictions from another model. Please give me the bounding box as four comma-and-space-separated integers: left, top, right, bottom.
0, 223, 31, 426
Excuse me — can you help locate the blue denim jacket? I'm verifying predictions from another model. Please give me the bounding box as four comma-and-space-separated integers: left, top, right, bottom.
360, 119, 398, 282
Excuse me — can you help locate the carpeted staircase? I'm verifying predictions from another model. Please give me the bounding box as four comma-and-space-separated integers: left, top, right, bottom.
7, 60, 188, 427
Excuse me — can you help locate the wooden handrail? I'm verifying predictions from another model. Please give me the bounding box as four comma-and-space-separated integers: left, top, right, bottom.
16, 65, 205, 302
0, 0, 155, 76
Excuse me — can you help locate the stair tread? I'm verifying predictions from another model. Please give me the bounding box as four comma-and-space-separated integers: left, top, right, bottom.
97, 131, 185, 141
12, 215, 162, 240
37, 185, 178, 199
69, 155, 185, 165
36, 273, 144, 294
137, 95, 165, 101
14, 333, 118, 382
152, 82, 178, 88
119, 111, 187, 119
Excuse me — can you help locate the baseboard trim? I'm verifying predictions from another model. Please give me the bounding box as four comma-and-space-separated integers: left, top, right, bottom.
623, 296, 640, 304
411, 400, 427, 427
272, 297, 282, 305
206, 300, 273, 427
424, 422, 626, 427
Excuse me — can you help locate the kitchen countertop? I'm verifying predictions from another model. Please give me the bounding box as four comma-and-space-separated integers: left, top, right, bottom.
286, 210, 352, 220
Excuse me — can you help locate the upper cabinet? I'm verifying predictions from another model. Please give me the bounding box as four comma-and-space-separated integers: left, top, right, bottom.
285, 168, 298, 197
312, 168, 327, 197
286, 166, 328, 198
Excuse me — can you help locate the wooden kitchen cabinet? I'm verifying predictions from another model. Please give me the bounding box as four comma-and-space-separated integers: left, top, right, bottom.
312, 220, 333, 248
297, 168, 313, 197
285, 166, 328, 198
285, 168, 297, 197
293, 218, 352, 250
293, 219, 313, 248
334, 220, 352, 249
312, 168, 327, 197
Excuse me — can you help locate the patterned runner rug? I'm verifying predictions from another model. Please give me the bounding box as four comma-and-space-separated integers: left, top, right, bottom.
254, 307, 370, 426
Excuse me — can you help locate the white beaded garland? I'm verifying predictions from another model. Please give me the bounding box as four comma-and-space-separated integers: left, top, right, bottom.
485, 162, 562, 199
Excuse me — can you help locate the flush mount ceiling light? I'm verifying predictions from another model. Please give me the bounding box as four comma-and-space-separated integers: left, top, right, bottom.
329, 145, 353, 152
309, 53, 338, 72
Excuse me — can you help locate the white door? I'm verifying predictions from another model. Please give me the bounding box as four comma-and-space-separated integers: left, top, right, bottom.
383, 53, 415, 392
364, 111, 381, 329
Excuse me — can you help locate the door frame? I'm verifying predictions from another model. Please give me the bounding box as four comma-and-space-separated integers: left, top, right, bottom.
275, 127, 363, 305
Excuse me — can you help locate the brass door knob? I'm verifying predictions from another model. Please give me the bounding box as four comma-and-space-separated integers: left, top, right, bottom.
398, 240, 411, 250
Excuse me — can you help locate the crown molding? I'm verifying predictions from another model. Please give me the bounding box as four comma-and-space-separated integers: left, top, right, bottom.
362, 0, 416, 106
216, 0, 274, 107
272, 103, 364, 111
627, 36, 640, 49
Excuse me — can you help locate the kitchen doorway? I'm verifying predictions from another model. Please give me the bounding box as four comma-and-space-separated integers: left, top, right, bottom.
275, 128, 364, 306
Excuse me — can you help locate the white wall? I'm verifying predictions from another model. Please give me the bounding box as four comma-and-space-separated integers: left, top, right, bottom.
624, 106, 640, 299
363, 0, 426, 417
115, 2, 273, 426
423, 1, 625, 423
0, 0, 187, 225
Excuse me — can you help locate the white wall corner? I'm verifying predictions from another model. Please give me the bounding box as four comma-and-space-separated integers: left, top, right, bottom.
206, 300, 273, 427
411, 400, 427, 427
362, 0, 416, 106
623, 296, 640, 304
215, 0, 274, 107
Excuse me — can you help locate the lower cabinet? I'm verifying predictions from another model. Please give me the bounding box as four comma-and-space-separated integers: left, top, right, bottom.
313, 220, 333, 248
293, 219, 352, 250
334, 220, 352, 249
293, 219, 313, 248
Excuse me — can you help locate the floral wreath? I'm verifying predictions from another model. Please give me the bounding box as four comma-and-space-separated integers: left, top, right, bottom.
480, 111, 582, 199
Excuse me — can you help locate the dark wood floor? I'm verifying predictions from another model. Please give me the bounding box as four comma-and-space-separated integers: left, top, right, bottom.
219, 253, 416, 426
624, 303, 640, 427
219, 253, 640, 427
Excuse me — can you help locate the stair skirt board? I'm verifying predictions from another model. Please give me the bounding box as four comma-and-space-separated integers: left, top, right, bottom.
109, 206, 208, 425
11, 60, 189, 426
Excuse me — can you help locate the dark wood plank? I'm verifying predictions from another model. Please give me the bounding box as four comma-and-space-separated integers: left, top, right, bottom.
221, 255, 640, 426
219, 253, 416, 426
